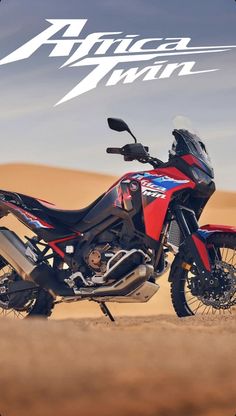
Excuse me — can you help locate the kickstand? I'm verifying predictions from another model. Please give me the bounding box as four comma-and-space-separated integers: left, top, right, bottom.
99, 302, 115, 322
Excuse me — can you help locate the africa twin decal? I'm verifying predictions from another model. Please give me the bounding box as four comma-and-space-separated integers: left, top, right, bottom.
130, 171, 193, 240
133, 173, 190, 191
0, 19, 236, 105
138, 179, 167, 194
142, 190, 166, 199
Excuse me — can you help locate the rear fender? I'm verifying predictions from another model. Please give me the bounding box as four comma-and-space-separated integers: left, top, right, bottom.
0, 205, 9, 219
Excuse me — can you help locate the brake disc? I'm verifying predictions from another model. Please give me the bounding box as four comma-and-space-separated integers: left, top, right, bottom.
198, 261, 236, 309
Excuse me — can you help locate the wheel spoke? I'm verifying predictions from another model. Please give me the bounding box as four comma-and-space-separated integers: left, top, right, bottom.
182, 239, 236, 316
206, 306, 211, 315
0, 264, 37, 319
193, 301, 205, 313
228, 249, 236, 266
188, 298, 199, 306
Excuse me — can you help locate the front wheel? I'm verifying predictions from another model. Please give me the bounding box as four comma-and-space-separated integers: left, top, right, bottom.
170, 233, 236, 317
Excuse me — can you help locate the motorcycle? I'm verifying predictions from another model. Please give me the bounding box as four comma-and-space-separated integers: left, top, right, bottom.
0, 118, 235, 320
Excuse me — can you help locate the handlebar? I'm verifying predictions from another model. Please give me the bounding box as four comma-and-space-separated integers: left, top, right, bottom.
106, 147, 123, 155
106, 144, 164, 168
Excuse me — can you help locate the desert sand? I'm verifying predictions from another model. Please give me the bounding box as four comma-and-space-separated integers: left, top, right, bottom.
0, 163, 235, 416
0, 315, 235, 416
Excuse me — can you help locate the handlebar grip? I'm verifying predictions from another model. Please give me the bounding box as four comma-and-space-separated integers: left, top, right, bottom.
106, 147, 122, 154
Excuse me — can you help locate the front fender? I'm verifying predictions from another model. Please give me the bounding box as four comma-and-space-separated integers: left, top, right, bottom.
198, 224, 236, 239
168, 223, 236, 282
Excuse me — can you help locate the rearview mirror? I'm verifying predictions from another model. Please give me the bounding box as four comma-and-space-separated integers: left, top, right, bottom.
107, 117, 137, 143
107, 118, 130, 132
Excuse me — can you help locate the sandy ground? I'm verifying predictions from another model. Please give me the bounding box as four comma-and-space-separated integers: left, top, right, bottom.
0, 315, 235, 416
0, 163, 235, 416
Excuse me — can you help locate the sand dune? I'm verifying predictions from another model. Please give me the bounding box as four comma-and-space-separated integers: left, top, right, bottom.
0, 163, 117, 208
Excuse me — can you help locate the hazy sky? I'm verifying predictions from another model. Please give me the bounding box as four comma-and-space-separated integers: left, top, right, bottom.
0, 0, 235, 191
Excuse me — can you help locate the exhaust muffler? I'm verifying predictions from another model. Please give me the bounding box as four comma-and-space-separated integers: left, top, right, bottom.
0, 227, 74, 296
0, 227, 37, 280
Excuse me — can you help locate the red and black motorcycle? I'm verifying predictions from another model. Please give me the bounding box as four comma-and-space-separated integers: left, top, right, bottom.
0, 118, 235, 319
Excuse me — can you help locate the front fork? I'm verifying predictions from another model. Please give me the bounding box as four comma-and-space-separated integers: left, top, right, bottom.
174, 205, 212, 282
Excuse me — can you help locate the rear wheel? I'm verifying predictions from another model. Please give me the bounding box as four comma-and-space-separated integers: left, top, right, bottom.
170, 233, 236, 317
0, 263, 54, 318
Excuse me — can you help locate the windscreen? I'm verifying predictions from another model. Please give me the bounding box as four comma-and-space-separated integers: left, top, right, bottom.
171, 129, 214, 176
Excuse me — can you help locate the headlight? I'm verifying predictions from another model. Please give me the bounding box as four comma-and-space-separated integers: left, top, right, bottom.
191, 167, 212, 185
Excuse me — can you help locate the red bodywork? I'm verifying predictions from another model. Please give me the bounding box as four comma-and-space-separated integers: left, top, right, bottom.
201, 224, 236, 233
109, 167, 195, 241
192, 234, 211, 271
139, 167, 195, 240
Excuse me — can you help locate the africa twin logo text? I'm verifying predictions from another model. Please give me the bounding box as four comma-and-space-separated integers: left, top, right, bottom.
0, 19, 235, 105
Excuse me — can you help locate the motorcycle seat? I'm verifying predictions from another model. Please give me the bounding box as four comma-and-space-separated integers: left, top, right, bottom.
36, 194, 104, 226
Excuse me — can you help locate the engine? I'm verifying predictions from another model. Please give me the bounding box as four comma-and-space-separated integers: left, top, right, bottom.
82, 243, 150, 285
86, 243, 125, 275
60, 229, 154, 288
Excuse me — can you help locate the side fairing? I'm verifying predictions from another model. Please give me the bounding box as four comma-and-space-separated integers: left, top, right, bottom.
131, 168, 195, 240
86, 167, 195, 242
